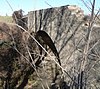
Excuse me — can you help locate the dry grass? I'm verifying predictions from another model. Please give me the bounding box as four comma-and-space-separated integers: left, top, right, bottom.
0, 16, 13, 23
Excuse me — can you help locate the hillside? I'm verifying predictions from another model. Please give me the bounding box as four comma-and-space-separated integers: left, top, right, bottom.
0, 16, 13, 23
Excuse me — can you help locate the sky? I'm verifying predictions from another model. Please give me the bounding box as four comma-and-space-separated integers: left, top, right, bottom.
0, 0, 100, 16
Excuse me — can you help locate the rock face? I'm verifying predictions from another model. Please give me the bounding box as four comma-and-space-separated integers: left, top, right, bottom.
67, 5, 84, 18
28, 5, 100, 89
0, 5, 100, 89
28, 5, 85, 70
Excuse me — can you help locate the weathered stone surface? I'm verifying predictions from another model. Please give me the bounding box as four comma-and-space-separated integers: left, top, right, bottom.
28, 5, 100, 89
28, 5, 84, 70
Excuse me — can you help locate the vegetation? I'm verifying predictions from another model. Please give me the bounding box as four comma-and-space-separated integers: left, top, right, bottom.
0, 16, 13, 23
